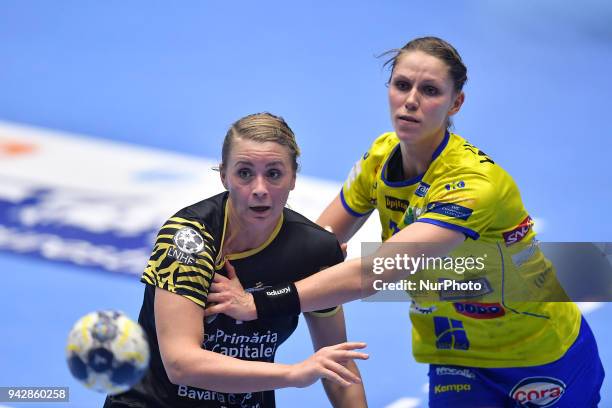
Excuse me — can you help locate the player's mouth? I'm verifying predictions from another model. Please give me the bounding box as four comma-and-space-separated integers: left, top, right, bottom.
398, 115, 420, 124
249, 205, 271, 213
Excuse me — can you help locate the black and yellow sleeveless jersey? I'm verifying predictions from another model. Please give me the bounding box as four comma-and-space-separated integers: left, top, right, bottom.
107, 192, 344, 408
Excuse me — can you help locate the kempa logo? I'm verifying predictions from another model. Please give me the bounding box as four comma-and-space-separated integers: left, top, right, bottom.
266, 287, 290, 297
509, 377, 565, 407
434, 383, 471, 393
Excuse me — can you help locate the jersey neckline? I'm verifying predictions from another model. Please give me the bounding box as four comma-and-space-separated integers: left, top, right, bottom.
381, 130, 450, 187
215, 195, 284, 268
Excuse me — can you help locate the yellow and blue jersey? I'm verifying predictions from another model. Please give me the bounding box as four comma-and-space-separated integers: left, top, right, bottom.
341, 131, 581, 368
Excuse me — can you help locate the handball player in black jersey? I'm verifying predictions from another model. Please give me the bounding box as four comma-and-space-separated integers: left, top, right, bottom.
104, 113, 367, 408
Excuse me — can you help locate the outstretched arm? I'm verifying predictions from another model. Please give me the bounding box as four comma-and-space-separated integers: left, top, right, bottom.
295, 222, 464, 312
204, 222, 464, 320
155, 287, 368, 393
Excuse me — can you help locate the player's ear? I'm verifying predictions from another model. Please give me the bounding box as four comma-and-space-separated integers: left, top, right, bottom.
219, 164, 228, 189
448, 91, 465, 116
289, 171, 296, 191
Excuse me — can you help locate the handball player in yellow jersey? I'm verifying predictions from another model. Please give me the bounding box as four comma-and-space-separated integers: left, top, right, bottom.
205, 38, 604, 406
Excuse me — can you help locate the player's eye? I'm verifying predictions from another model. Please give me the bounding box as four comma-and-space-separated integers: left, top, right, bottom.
423, 85, 439, 96
393, 80, 410, 91
267, 169, 282, 180
237, 168, 252, 179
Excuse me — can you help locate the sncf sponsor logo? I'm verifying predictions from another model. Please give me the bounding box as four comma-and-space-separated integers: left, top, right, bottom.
503, 216, 533, 247
509, 377, 565, 407
453, 302, 505, 319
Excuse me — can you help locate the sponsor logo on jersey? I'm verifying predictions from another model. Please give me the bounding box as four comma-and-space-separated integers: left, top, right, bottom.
503, 215, 533, 247
445, 180, 465, 191
362, 151, 370, 160
426, 202, 473, 221
403, 206, 425, 225
438, 277, 493, 301
385, 195, 409, 212
434, 383, 471, 394
433, 317, 470, 350
435, 366, 475, 379
167, 246, 196, 265
173, 227, 205, 254
453, 302, 505, 319
177, 385, 256, 405
509, 377, 566, 407
415, 181, 430, 197
512, 239, 538, 267
410, 301, 436, 315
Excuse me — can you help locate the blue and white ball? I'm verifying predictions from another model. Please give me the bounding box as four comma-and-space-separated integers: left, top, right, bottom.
66, 310, 150, 395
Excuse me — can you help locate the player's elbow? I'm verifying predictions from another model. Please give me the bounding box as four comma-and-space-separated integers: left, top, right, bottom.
163, 355, 189, 385
162, 348, 202, 385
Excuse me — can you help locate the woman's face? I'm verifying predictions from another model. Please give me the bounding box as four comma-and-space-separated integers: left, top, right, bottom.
388, 50, 464, 144
221, 137, 296, 231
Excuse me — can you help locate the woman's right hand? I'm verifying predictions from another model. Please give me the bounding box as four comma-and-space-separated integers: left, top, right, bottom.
288, 342, 368, 388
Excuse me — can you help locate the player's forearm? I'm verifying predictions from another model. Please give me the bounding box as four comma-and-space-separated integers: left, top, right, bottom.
167, 348, 294, 393
323, 361, 367, 408
295, 258, 364, 312
316, 194, 366, 244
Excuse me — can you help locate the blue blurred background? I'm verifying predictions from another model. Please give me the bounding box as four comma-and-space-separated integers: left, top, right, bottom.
1, 1, 611, 407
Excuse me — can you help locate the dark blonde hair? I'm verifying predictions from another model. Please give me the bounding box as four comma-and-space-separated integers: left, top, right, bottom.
220, 112, 300, 172
383, 36, 468, 93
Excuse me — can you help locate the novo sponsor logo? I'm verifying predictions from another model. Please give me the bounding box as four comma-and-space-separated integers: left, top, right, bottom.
434, 383, 471, 393
503, 215, 533, 247
453, 302, 505, 319
385, 195, 409, 212
509, 377, 565, 407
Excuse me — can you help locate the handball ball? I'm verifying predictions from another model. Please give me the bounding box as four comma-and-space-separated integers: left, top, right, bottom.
66, 310, 150, 395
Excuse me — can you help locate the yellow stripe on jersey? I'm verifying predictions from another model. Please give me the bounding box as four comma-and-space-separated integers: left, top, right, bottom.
141, 217, 217, 308
341, 131, 581, 368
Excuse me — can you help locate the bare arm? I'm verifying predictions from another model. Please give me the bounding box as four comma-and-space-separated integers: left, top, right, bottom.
203, 222, 464, 319
155, 288, 368, 393
304, 308, 367, 408
295, 222, 465, 312
316, 194, 371, 244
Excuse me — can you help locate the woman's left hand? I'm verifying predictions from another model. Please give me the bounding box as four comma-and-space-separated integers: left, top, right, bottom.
205, 260, 258, 321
